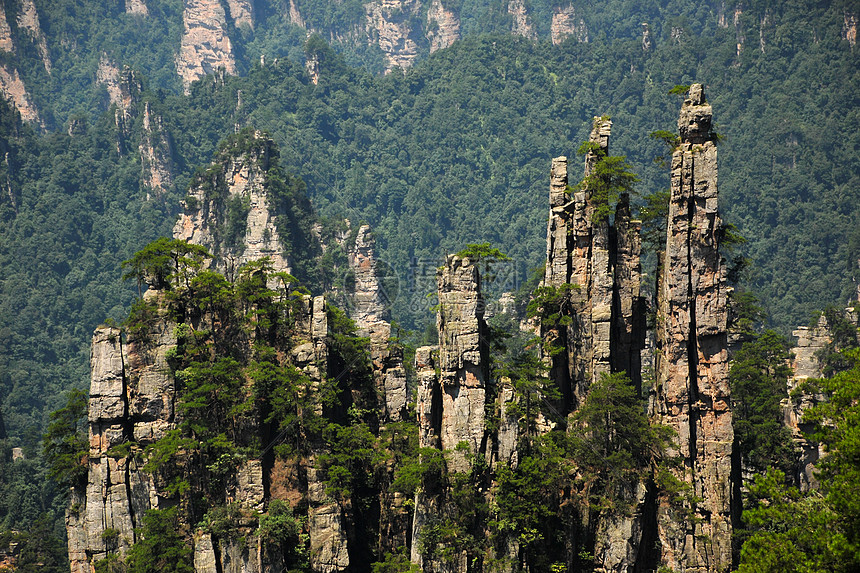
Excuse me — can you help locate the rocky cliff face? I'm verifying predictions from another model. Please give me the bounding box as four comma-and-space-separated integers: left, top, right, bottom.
652, 84, 735, 572
17, 0, 50, 72
0, 64, 39, 124
364, 0, 422, 71
784, 315, 829, 491
0, 3, 40, 124
411, 255, 491, 570
426, 0, 460, 53
69, 292, 336, 573
68, 307, 178, 573
507, 0, 536, 40
177, 0, 238, 91
173, 130, 292, 276
551, 5, 588, 45
0, 6, 14, 53
225, 0, 254, 30
96, 55, 123, 108
139, 101, 175, 198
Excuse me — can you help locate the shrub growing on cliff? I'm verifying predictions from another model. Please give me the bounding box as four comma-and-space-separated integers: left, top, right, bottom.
125, 507, 193, 573
569, 372, 674, 513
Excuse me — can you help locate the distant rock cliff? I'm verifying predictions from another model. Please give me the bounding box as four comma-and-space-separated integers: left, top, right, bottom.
177, 0, 238, 91
364, 0, 423, 71
426, 0, 460, 53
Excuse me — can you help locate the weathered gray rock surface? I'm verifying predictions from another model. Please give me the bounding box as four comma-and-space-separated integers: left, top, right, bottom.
652, 83, 734, 572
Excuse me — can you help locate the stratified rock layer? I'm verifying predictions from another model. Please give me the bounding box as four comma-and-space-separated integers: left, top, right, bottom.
653, 84, 734, 572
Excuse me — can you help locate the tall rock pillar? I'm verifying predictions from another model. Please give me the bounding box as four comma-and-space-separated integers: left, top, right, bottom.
411, 256, 488, 569
653, 84, 734, 572
436, 255, 489, 472
348, 225, 407, 422
542, 118, 644, 409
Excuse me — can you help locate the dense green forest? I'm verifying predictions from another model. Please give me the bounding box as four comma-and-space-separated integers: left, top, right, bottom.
0, 0, 857, 567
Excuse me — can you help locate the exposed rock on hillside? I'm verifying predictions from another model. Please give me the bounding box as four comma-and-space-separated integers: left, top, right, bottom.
551, 5, 588, 45
0, 6, 14, 53
365, 0, 422, 71
652, 83, 734, 572
96, 55, 123, 107
508, 0, 536, 40
426, 0, 460, 53
0, 64, 38, 124
173, 130, 292, 275
17, 0, 50, 72
125, 0, 149, 15
177, 0, 238, 91
844, 11, 857, 47
226, 0, 254, 29
139, 102, 174, 198
641, 22, 652, 51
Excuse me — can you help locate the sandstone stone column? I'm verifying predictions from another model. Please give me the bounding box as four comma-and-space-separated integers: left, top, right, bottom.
436, 255, 489, 473
173, 131, 292, 278
542, 118, 644, 410
653, 84, 734, 572
348, 225, 407, 422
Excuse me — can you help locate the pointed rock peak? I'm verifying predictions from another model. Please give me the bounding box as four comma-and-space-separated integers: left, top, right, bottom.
678, 83, 713, 144
688, 82, 706, 105
590, 115, 612, 148
585, 115, 611, 175
173, 129, 304, 278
